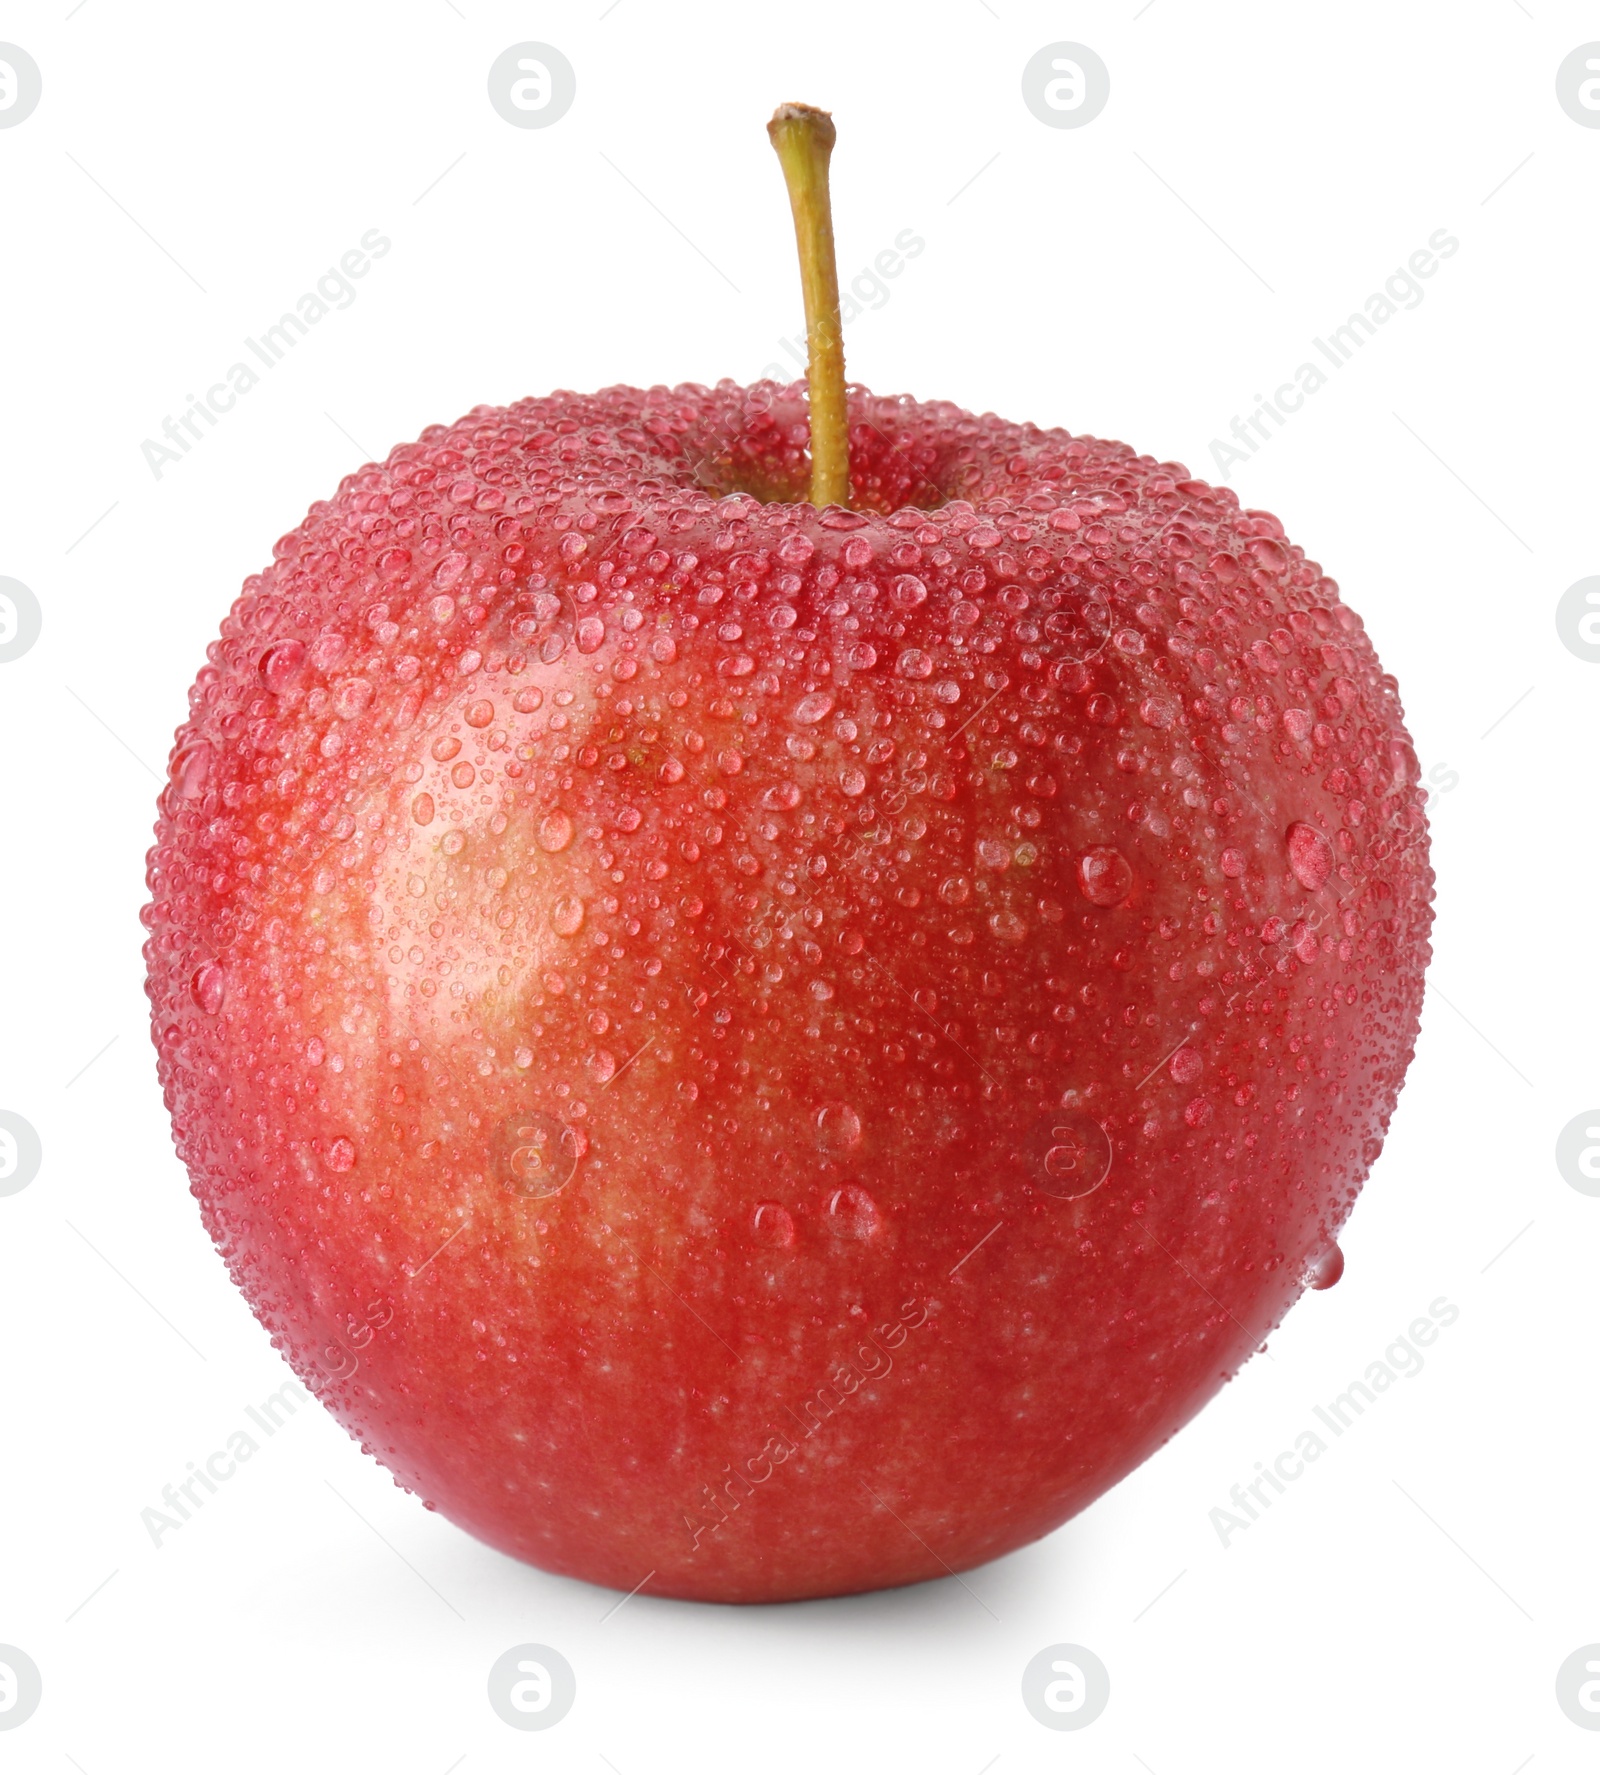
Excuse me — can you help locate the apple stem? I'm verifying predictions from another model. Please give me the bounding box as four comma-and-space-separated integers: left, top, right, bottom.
767, 103, 851, 509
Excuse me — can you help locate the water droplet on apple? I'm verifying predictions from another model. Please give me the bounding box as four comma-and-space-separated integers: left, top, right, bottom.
260, 639, 305, 692
816, 1102, 862, 1153
311, 631, 349, 672
190, 961, 225, 1015
587, 1048, 617, 1083
1077, 846, 1133, 907
1287, 821, 1333, 890
794, 692, 834, 725
840, 767, 868, 796
1220, 848, 1246, 878
1169, 1046, 1203, 1084
576, 616, 605, 653
170, 743, 213, 802
538, 811, 575, 853
550, 896, 585, 936
751, 1202, 796, 1248
1305, 1242, 1345, 1289
412, 793, 435, 825
326, 1137, 357, 1173
333, 677, 373, 719
824, 1184, 880, 1240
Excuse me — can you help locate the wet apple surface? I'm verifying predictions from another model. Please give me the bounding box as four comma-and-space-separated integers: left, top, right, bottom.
144, 379, 1432, 1600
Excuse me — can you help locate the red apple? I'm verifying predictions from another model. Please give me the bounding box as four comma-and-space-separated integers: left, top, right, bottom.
143, 109, 1431, 1604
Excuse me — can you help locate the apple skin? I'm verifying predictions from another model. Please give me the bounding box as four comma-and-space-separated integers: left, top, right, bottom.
144, 381, 1432, 1603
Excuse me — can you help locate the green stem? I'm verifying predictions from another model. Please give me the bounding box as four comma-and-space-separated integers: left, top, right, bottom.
767, 102, 851, 508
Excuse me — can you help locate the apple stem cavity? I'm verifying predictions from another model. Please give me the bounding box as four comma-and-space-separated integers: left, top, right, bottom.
767, 102, 851, 509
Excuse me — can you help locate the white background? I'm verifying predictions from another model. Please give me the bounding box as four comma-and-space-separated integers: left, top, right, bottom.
1, 2, 1595, 1769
